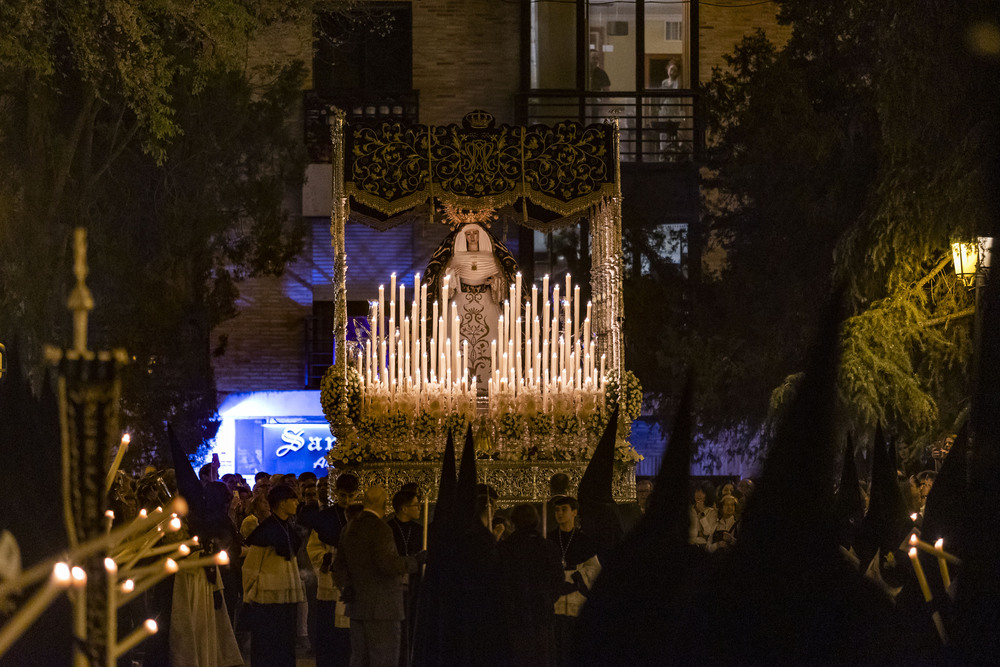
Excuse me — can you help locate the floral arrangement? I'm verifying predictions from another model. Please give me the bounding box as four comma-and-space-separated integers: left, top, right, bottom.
320, 365, 363, 425
324, 367, 643, 468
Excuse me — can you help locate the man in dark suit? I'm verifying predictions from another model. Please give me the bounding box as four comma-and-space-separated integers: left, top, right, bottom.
333, 485, 422, 667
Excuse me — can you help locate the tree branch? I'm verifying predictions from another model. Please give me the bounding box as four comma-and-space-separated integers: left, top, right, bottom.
920, 307, 975, 328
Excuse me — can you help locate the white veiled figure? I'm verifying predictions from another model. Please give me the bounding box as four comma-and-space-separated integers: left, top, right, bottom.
443, 224, 507, 390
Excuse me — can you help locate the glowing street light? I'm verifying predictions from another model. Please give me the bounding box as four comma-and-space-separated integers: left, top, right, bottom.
951, 237, 992, 287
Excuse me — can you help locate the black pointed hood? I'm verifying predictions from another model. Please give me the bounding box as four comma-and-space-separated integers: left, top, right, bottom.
435, 429, 457, 520
833, 434, 865, 548
920, 424, 969, 554
855, 423, 911, 570
578, 406, 624, 559
740, 292, 842, 554
579, 406, 618, 505
646, 375, 695, 542
452, 424, 477, 528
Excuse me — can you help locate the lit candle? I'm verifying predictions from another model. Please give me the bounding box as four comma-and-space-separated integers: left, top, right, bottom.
113, 619, 158, 660
542, 275, 549, 304
0, 563, 73, 656
463, 340, 469, 377
388, 318, 396, 389
565, 274, 572, 305
573, 285, 580, 345
390, 274, 397, 324
420, 285, 428, 381
378, 285, 385, 346
423, 494, 430, 550
600, 354, 606, 388
934, 538, 951, 591
399, 284, 406, 324
71, 566, 86, 663
106, 557, 118, 663
105, 434, 131, 495
908, 548, 931, 600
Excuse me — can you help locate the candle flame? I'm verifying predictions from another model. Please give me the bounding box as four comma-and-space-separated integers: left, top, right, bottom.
909, 533, 918, 545
139, 509, 148, 519
215, 551, 230, 566
910, 513, 918, 521
178, 544, 191, 556
934, 538, 944, 549
169, 517, 182, 531
908, 547, 918, 558
105, 509, 115, 519
145, 619, 158, 634
165, 559, 179, 574
53, 562, 72, 584
71, 566, 87, 586
121, 433, 131, 445
121, 579, 135, 593
105, 557, 118, 574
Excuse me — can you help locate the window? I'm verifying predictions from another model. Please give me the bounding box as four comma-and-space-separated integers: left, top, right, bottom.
665, 20, 682, 41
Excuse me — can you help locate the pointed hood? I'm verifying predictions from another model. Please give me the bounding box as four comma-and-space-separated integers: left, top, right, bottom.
435, 429, 457, 522
855, 423, 910, 570
646, 375, 695, 542
578, 406, 624, 559
571, 379, 705, 665
452, 424, 477, 527
168, 423, 206, 518
921, 424, 969, 553
832, 434, 865, 548
740, 291, 843, 553
579, 406, 619, 505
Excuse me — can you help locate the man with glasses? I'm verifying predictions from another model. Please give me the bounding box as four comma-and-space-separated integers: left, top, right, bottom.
387, 488, 424, 666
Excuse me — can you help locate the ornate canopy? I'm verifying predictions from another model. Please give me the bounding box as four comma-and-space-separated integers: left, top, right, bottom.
344, 111, 618, 229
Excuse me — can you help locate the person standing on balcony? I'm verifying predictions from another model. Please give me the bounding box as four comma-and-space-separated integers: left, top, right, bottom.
658, 59, 683, 160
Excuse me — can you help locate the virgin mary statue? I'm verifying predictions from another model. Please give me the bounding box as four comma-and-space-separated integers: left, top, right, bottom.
423, 223, 519, 391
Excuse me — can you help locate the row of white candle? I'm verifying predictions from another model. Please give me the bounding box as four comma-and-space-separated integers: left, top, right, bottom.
358, 271, 604, 403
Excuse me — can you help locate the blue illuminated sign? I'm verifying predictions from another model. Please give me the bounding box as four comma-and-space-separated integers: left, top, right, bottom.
261, 424, 336, 475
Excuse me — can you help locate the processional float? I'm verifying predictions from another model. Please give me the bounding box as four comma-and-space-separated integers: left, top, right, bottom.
324, 110, 641, 502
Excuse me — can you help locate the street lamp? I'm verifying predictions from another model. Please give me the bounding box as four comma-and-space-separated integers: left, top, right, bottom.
952, 237, 993, 385
951, 237, 993, 287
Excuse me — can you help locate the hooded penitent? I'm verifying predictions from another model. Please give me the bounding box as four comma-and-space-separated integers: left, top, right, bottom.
576, 406, 624, 563
573, 375, 707, 664
832, 434, 866, 550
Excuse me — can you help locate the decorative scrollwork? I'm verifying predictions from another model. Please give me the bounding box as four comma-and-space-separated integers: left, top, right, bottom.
344, 120, 616, 218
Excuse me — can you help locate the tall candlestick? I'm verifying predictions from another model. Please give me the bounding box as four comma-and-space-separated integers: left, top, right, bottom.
378, 285, 385, 343
565, 274, 572, 304
390, 274, 397, 324
105, 434, 131, 495
0, 563, 73, 657
399, 284, 406, 321
421, 285, 428, 380
388, 317, 396, 389
423, 494, 430, 550
106, 557, 118, 667
573, 285, 581, 346
515, 272, 522, 310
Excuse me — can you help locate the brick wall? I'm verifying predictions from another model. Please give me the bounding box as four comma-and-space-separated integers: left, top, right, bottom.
413, 0, 521, 126
213, 250, 314, 393
699, 0, 792, 83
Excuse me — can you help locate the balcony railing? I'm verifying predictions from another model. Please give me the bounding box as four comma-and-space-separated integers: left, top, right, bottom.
304, 90, 420, 163
517, 90, 702, 164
